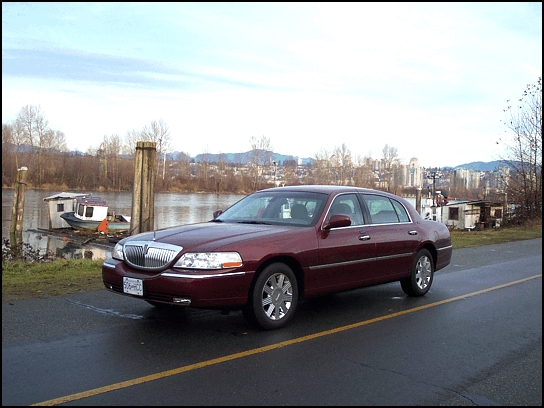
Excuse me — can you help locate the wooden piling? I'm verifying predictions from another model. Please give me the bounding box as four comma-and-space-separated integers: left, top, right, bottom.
10, 167, 28, 239
130, 142, 156, 235
9, 167, 28, 258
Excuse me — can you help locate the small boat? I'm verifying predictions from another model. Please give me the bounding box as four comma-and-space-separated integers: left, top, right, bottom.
60, 196, 131, 232
43, 192, 92, 229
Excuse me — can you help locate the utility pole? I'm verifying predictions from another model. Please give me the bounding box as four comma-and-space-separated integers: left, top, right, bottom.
425, 168, 442, 207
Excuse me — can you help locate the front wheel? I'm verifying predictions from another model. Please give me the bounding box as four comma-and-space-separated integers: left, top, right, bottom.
401, 249, 434, 296
244, 263, 298, 330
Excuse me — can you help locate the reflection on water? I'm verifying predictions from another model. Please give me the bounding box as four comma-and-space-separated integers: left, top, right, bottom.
2, 189, 244, 260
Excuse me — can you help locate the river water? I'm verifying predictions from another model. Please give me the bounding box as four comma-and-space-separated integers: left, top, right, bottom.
2, 188, 423, 261
2, 189, 244, 260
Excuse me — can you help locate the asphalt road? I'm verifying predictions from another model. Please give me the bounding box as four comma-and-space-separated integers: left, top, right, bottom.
2, 238, 542, 406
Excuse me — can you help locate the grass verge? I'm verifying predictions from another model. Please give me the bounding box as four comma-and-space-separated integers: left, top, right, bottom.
2, 259, 104, 302
2, 222, 542, 302
450, 221, 542, 248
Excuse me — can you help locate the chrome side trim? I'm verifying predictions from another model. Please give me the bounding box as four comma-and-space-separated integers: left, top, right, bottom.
367, 221, 414, 227
309, 252, 411, 270
378, 253, 412, 260
437, 245, 453, 252
310, 258, 373, 270
161, 271, 247, 279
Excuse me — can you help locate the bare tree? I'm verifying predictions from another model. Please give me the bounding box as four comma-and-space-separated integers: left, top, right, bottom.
124, 128, 142, 156
99, 134, 123, 189
40, 129, 67, 187
312, 148, 333, 184
249, 135, 273, 190
333, 143, 352, 185
352, 152, 375, 188
14, 105, 67, 186
216, 152, 227, 193
198, 146, 212, 190
2, 123, 15, 147
15, 105, 40, 149
2, 123, 16, 185
141, 119, 172, 180
498, 77, 542, 221
282, 158, 299, 185
381, 144, 400, 192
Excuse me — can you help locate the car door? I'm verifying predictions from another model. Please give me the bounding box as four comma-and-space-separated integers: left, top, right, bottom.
360, 193, 421, 282
315, 193, 376, 293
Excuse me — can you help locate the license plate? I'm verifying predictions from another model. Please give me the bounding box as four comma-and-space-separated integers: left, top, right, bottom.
123, 277, 143, 296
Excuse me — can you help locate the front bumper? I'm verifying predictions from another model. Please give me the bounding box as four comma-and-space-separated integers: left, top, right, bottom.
102, 259, 253, 308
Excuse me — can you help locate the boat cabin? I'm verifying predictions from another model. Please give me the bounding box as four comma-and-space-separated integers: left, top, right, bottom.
59, 196, 131, 232
74, 196, 110, 222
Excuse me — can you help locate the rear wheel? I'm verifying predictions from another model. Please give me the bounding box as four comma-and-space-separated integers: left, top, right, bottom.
401, 249, 434, 296
244, 263, 298, 330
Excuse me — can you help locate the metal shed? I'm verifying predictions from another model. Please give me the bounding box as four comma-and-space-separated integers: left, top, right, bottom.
442, 200, 505, 230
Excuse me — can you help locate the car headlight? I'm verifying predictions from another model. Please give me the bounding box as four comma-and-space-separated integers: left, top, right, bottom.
112, 242, 124, 261
173, 252, 243, 269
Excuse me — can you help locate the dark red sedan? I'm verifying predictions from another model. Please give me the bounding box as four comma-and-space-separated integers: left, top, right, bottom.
102, 185, 452, 329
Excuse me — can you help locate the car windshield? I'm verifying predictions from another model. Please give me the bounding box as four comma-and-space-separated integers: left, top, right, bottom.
213, 191, 328, 226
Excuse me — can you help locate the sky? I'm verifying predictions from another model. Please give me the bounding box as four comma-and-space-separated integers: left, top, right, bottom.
2, 2, 542, 168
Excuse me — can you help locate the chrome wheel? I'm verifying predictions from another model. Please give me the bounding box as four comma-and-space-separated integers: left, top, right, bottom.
401, 249, 434, 297
415, 254, 432, 290
245, 263, 298, 330
261, 272, 293, 320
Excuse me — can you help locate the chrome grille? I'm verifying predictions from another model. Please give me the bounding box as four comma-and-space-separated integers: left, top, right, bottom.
123, 241, 183, 270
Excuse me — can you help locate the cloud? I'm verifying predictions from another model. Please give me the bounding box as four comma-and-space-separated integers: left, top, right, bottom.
2, 2, 541, 167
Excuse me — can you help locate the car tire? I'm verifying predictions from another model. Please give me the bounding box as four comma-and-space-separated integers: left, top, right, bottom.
401, 249, 434, 297
244, 263, 298, 330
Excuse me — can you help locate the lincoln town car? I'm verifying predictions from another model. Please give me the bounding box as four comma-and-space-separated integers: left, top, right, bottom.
102, 185, 453, 330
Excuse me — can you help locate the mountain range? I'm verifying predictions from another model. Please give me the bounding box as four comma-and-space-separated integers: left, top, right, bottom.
451, 161, 506, 171
169, 150, 506, 171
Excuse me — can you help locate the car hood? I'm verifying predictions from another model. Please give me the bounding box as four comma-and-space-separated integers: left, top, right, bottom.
122, 221, 301, 252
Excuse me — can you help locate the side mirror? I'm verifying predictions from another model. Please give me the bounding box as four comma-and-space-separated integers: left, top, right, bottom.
213, 210, 223, 219
323, 214, 351, 230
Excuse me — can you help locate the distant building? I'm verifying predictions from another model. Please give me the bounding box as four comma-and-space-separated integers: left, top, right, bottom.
403, 158, 423, 188
442, 200, 505, 230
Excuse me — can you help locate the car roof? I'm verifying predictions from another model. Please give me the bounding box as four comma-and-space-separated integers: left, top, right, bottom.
259, 185, 386, 195
256, 185, 413, 206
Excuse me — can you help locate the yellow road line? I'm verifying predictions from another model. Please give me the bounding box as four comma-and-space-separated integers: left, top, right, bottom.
33, 274, 542, 406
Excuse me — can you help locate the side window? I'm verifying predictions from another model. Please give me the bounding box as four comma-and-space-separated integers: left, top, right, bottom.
85, 206, 94, 218
77, 203, 84, 217
449, 207, 459, 221
328, 194, 364, 226
362, 194, 399, 224
57, 203, 64, 213
391, 199, 410, 222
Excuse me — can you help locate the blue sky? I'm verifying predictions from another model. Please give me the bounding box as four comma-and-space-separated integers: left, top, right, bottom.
2, 2, 542, 167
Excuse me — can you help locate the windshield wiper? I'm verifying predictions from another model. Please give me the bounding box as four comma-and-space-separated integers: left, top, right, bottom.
237, 220, 271, 225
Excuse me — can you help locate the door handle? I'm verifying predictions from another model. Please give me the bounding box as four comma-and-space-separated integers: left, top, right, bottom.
358, 235, 371, 241
408, 230, 418, 235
